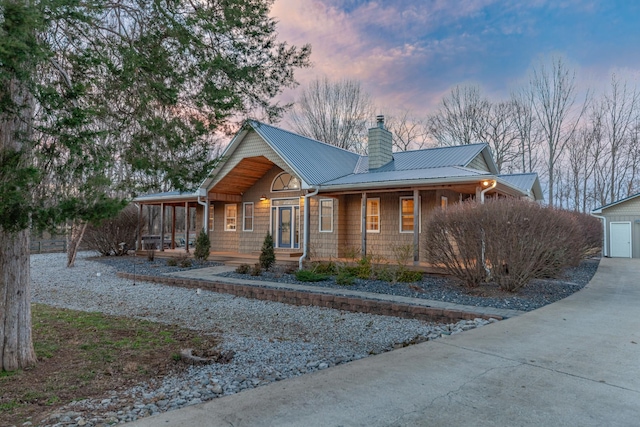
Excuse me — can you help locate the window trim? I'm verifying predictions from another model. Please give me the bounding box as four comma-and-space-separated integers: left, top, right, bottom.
224, 204, 237, 232
319, 199, 334, 232
243, 202, 254, 232
399, 196, 421, 233
366, 198, 380, 233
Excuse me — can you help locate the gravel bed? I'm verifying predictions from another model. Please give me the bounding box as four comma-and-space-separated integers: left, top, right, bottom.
90, 255, 223, 276
97, 255, 599, 313
31, 252, 493, 427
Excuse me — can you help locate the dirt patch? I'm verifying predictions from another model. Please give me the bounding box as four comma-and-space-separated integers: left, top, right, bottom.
0, 304, 220, 426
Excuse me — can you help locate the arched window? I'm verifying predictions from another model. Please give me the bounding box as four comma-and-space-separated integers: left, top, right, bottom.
271, 172, 301, 192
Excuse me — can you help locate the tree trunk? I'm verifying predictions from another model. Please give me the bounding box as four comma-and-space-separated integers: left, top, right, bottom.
0, 228, 37, 371
67, 220, 88, 267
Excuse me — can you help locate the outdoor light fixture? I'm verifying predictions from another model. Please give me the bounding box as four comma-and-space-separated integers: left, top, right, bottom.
482, 180, 491, 187
260, 194, 268, 201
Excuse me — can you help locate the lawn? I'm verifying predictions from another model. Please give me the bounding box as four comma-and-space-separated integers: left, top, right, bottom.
0, 304, 219, 426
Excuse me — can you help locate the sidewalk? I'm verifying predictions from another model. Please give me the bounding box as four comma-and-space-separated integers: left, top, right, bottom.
127, 258, 640, 426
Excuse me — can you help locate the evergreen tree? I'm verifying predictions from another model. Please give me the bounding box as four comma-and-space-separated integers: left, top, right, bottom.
259, 232, 276, 271
0, 0, 310, 371
194, 229, 211, 262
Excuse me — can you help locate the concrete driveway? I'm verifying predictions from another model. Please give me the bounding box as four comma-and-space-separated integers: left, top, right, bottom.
127, 258, 640, 426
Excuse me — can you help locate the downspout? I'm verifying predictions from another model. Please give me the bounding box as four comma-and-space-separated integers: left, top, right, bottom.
197, 189, 208, 233
479, 179, 497, 279
480, 179, 497, 204
299, 187, 320, 270
591, 213, 607, 257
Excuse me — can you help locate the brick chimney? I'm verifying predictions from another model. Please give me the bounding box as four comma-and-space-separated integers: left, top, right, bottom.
368, 115, 393, 169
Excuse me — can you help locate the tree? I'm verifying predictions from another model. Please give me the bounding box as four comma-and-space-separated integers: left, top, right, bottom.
427, 84, 489, 146
194, 229, 211, 262
289, 77, 373, 153
259, 232, 275, 271
526, 56, 589, 207
0, 0, 310, 371
384, 109, 430, 151
475, 100, 520, 173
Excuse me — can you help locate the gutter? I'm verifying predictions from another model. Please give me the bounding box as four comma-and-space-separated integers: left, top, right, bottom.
590, 213, 607, 257
299, 186, 320, 270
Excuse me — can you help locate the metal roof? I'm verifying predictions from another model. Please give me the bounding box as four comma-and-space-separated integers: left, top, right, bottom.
592, 192, 640, 213
249, 121, 361, 185
323, 166, 488, 187
133, 191, 198, 203
375, 143, 492, 172
498, 173, 544, 201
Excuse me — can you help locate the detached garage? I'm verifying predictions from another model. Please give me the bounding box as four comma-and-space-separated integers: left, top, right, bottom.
592, 193, 640, 258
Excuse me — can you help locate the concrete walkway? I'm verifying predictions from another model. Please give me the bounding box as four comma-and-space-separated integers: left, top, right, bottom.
163, 266, 525, 319
129, 258, 640, 426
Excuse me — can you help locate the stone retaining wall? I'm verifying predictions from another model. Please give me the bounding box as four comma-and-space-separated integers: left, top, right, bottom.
116, 272, 502, 323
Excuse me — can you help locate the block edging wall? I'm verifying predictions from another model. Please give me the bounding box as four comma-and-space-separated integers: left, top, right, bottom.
116, 272, 502, 323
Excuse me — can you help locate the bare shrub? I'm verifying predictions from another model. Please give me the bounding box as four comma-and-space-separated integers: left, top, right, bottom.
567, 211, 603, 257
423, 201, 487, 287
84, 205, 140, 256
424, 198, 592, 292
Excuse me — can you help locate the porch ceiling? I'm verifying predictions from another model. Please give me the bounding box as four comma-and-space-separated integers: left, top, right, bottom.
209, 156, 275, 196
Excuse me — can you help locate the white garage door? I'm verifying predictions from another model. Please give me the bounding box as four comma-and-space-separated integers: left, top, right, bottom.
610, 222, 632, 258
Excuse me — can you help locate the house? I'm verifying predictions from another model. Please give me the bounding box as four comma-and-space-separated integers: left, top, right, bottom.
134, 116, 543, 265
592, 193, 640, 258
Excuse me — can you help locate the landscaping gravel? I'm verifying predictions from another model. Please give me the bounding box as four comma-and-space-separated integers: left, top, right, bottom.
95, 255, 600, 313
31, 252, 497, 427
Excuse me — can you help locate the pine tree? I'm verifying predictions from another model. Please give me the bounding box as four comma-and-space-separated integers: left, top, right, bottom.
259, 232, 276, 271
194, 229, 211, 262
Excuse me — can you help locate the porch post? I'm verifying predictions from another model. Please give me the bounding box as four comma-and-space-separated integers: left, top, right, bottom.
185, 201, 189, 254
160, 202, 165, 252
171, 205, 176, 249
137, 203, 143, 251
361, 192, 367, 258
413, 188, 419, 265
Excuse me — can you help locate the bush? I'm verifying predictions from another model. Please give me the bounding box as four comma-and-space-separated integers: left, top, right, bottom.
194, 229, 211, 261
259, 232, 276, 271
167, 258, 178, 267
336, 271, 355, 286
396, 269, 423, 283
295, 269, 329, 282
147, 250, 155, 262
311, 261, 337, 275
84, 205, 140, 256
424, 198, 592, 292
235, 263, 251, 274
250, 263, 262, 276
178, 256, 192, 268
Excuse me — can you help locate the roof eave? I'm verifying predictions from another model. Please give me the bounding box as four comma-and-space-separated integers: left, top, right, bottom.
320, 175, 497, 192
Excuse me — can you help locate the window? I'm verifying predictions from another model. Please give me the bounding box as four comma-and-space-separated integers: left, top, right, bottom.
366, 198, 380, 232
243, 202, 254, 231
271, 172, 301, 192
400, 197, 414, 233
319, 199, 333, 232
225, 204, 237, 231
441, 196, 448, 210
208, 205, 214, 231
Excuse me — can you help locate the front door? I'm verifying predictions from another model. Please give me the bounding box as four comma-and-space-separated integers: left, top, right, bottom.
279, 207, 292, 248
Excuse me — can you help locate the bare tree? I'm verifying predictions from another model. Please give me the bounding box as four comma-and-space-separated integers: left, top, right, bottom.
289, 77, 373, 153
600, 74, 639, 203
476, 101, 520, 173
384, 109, 431, 151
427, 85, 489, 146
510, 89, 540, 173
527, 56, 589, 207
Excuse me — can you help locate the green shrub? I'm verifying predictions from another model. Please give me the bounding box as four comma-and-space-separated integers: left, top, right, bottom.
396, 269, 423, 283
259, 232, 276, 271
250, 263, 262, 276
194, 229, 211, 261
235, 263, 250, 274
295, 269, 329, 282
311, 261, 337, 275
336, 272, 355, 286
166, 258, 178, 267
179, 257, 192, 268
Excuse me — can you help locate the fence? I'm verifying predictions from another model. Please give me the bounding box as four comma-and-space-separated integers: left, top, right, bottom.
30, 239, 67, 254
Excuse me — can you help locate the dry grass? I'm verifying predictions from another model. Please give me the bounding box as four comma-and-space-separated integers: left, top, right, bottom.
0, 304, 220, 426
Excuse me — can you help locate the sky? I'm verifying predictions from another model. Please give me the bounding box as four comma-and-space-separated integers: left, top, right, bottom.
270, 0, 640, 117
